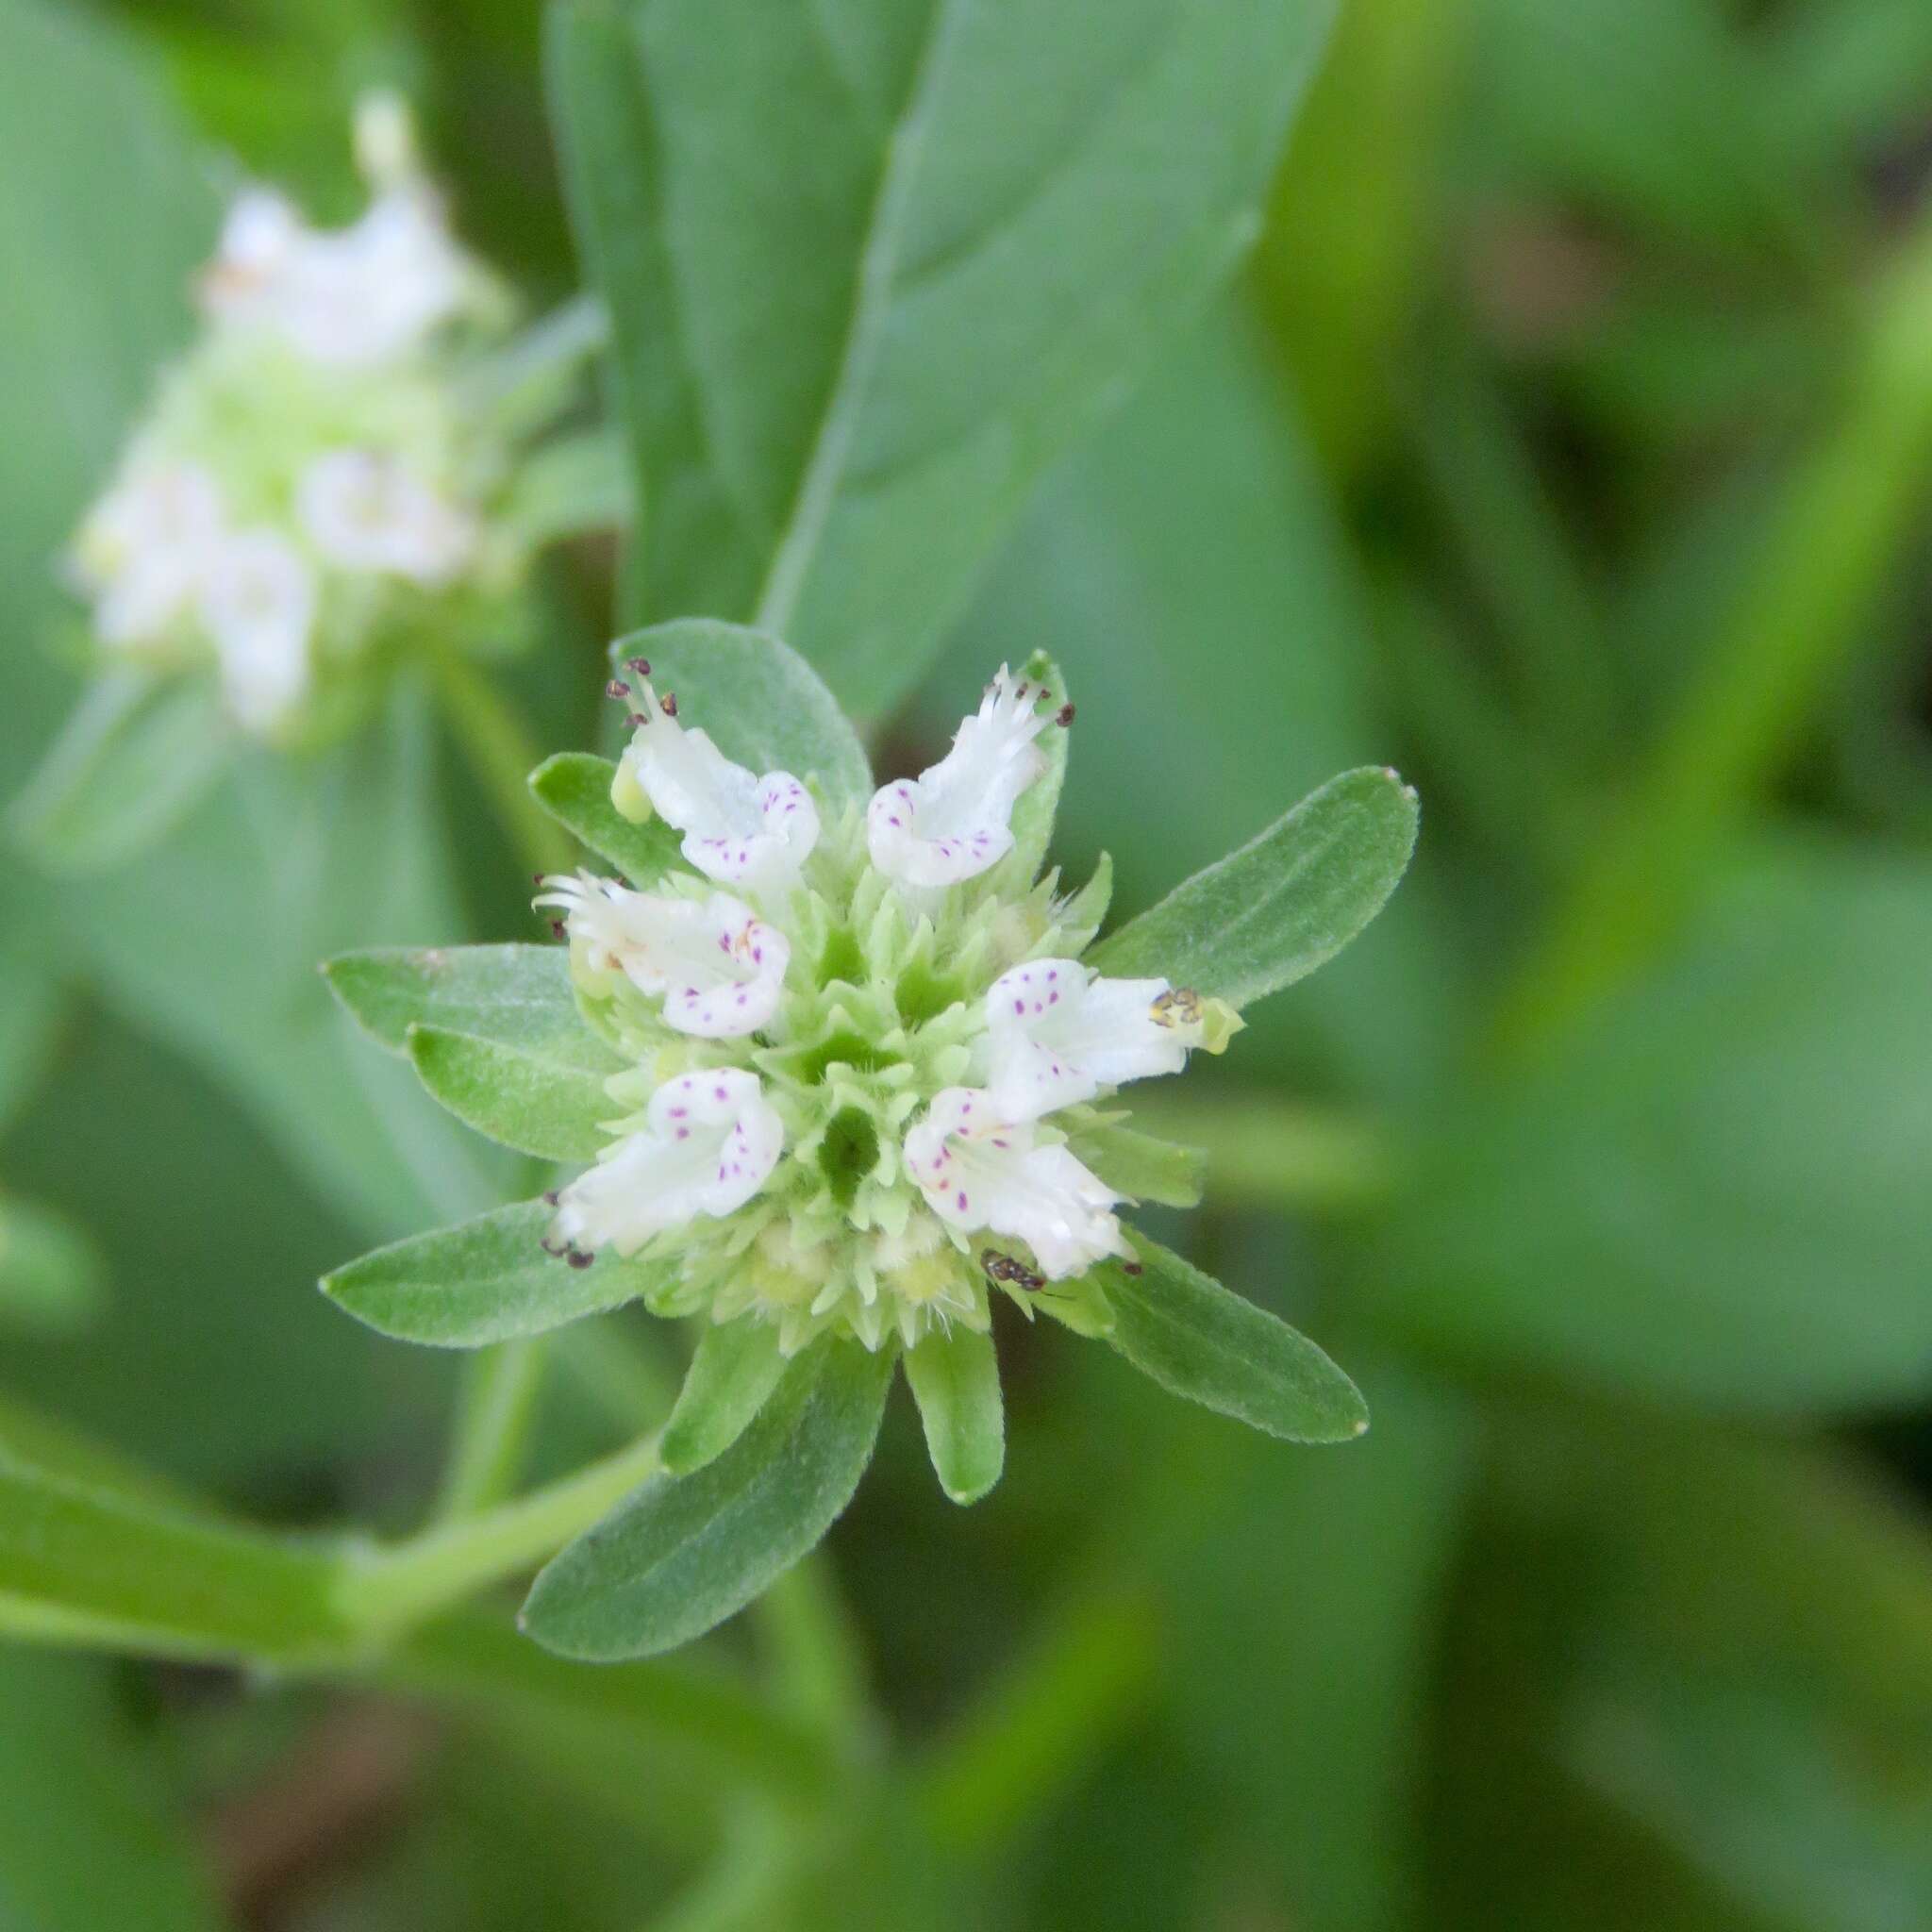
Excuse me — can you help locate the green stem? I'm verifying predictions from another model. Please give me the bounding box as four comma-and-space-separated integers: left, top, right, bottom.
430, 646, 575, 879
338, 1430, 663, 1634
435, 1340, 549, 1522
1128, 1093, 1393, 1214
1494, 214, 1932, 1058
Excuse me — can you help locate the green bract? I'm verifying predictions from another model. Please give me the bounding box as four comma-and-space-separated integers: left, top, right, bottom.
326, 618, 1415, 1659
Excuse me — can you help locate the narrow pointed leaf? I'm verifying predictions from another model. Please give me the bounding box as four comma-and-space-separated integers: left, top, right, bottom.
8, 674, 232, 874
551, 0, 1335, 716
660, 1321, 790, 1474
1096, 1233, 1367, 1442
528, 752, 683, 883
325, 943, 601, 1059
904, 1327, 1006, 1506
1090, 767, 1418, 1008
616, 620, 873, 807
522, 1341, 893, 1660
323, 1201, 660, 1348
1072, 1121, 1206, 1208
407, 1024, 617, 1162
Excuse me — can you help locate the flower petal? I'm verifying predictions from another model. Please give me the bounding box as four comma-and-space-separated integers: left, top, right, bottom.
985, 959, 1193, 1120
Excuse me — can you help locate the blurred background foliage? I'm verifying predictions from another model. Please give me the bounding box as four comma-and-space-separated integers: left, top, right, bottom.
2, 0, 1931, 1925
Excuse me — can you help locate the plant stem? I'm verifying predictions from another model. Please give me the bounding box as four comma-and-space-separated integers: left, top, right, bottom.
430, 645, 575, 879
435, 1341, 549, 1522
338, 1430, 663, 1634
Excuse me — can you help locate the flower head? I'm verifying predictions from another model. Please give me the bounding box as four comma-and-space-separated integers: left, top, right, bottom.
529, 656, 1225, 1355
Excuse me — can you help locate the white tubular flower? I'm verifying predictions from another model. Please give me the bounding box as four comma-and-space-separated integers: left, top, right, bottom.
297, 450, 475, 585
903, 1088, 1132, 1280
534, 874, 790, 1038
985, 958, 1219, 1121
199, 530, 316, 732
73, 462, 227, 647
617, 685, 819, 899
551, 1068, 784, 1257
867, 664, 1063, 889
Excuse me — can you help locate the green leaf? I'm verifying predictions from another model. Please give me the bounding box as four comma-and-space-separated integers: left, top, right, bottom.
0, 1196, 104, 1335
323, 1201, 659, 1348
904, 1326, 1005, 1505
528, 752, 684, 883
408, 1024, 618, 1164
1071, 1120, 1205, 1208
615, 619, 873, 807
1096, 1233, 1367, 1442
8, 673, 234, 874
1090, 766, 1419, 1009
0, 1459, 345, 1664
0, 1651, 231, 1932
325, 943, 600, 1061
522, 1340, 893, 1660
550, 0, 1334, 716
659, 1321, 790, 1475
1374, 840, 1932, 1412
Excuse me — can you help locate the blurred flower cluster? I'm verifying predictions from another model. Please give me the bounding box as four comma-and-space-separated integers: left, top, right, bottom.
64, 96, 551, 739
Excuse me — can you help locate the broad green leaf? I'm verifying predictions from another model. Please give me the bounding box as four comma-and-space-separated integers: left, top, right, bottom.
1096, 1233, 1367, 1442
0, 1196, 104, 1334
1070, 1120, 1205, 1209
325, 943, 601, 1061
550, 0, 1334, 715
528, 751, 684, 883
0, 1459, 345, 1663
0, 1651, 231, 1932
323, 1201, 658, 1348
8, 673, 234, 874
1374, 840, 1932, 1412
904, 1326, 1005, 1505
615, 619, 873, 807
522, 1340, 893, 1660
408, 1024, 618, 1163
1090, 767, 1418, 1009
659, 1320, 789, 1475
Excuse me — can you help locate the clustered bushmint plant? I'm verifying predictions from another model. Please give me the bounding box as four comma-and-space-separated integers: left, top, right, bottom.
52, 96, 579, 746
325, 619, 1417, 1660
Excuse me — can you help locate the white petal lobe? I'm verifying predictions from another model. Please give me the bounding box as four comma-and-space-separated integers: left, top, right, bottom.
985, 959, 1192, 1120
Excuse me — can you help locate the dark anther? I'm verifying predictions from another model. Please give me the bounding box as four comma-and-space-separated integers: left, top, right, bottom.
625, 656, 651, 675
1056, 702, 1075, 726
541, 1238, 569, 1258
566, 1248, 594, 1271
627, 711, 649, 728
550, 920, 567, 941
541, 1189, 559, 1207
1123, 1260, 1144, 1276
659, 691, 678, 717
532, 873, 545, 887
605, 678, 629, 700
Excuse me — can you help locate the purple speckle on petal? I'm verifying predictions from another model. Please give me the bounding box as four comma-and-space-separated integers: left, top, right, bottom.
1013, 997, 1025, 1014
956, 1191, 968, 1211
715, 1086, 727, 1100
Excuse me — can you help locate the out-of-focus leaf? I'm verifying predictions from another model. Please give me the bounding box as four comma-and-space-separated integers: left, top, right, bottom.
1091, 767, 1419, 1010
0, 1195, 104, 1335
614, 620, 874, 807
523, 1340, 893, 1660
1071, 1120, 1205, 1210
324, 1201, 660, 1348
550, 0, 1335, 716
1096, 1233, 1368, 1442
1375, 839, 1932, 1412
529, 751, 684, 883
0, 903, 61, 1130
325, 943, 594, 1060
408, 1024, 618, 1163
905, 1326, 1005, 1506
0, 1649, 231, 1932
658, 1319, 789, 1475
8, 672, 234, 874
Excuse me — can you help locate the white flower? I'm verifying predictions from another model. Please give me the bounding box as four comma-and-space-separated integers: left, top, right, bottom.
616, 683, 819, 899
985, 958, 1215, 1121
72, 461, 227, 647
199, 529, 316, 732
297, 450, 475, 585
903, 1087, 1132, 1280
867, 665, 1062, 889
551, 1068, 784, 1257
534, 874, 790, 1038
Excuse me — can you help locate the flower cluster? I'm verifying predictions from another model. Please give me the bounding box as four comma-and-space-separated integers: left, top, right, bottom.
537, 661, 1240, 1353
64, 97, 550, 739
